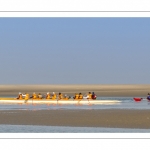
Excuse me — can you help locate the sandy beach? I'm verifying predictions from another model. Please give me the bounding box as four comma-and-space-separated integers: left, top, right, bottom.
0, 109, 150, 129
0, 84, 150, 97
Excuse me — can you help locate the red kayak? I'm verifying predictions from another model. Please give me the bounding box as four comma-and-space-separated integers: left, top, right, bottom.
133, 98, 143, 102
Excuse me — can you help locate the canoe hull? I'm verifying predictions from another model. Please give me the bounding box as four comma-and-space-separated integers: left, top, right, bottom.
0, 99, 121, 105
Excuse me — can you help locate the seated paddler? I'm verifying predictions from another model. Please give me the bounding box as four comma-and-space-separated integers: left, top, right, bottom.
73, 93, 79, 100
58, 93, 63, 100
16, 92, 23, 100
63, 94, 69, 100
46, 92, 51, 99
37, 93, 43, 99
78, 93, 83, 100
51, 92, 57, 100
87, 92, 92, 100
22, 93, 29, 100
147, 93, 150, 101
30, 92, 37, 99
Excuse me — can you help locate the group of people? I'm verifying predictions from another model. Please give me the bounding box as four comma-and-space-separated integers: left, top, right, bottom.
16, 92, 56, 100
15, 91, 97, 100
73, 92, 96, 100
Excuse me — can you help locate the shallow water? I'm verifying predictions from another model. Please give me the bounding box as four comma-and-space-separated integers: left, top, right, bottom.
0, 97, 149, 110
0, 124, 150, 133
0, 97, 150, 133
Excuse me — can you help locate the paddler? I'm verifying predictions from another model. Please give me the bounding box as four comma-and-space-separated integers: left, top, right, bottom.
51, 92, 57, 100
30, 92, 37, 99
87, 92, 92, 100
37, 93, 42, 99
63, 94, 69, 100
92, 92, 97, 100
147, 93, 150, 101
46, 92, 51, 99
24, 93, 29, 100
22, 93, 29, 100
74, 93, 79, 100
58, 93, 63, 100
78, 93, 83, 100
16, 92, 23, 100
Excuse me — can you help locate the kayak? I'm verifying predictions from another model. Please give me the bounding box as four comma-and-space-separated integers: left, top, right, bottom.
0, 99, 121, 105
133, 98, 143, 102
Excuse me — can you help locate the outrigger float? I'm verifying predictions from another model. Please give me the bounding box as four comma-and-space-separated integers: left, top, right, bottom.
0, 98, 121, 105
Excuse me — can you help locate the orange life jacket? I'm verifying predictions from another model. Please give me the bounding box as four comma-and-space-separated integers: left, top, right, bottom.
79, 94, 83, 99
25, 93, 29, 100
88, 94, 92, 99
46, 94, 50, 99
52, 94, 56, 100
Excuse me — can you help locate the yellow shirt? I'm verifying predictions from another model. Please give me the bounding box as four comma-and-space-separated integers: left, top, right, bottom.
18, 94, 23, 100
52, 94, 56, 100
79, 94, 83, 99
75, 94, 79, 99
88, 94, 92, 99
46, 94, 50, 99
33, 93, 37, 99
25, 93, 29, 100
58, 94, 63, 100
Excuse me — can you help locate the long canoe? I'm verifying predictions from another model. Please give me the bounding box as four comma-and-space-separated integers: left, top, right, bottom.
0, 98, 121, 105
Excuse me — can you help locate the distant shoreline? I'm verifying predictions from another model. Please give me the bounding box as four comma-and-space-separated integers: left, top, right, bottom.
0, 84, 150, 97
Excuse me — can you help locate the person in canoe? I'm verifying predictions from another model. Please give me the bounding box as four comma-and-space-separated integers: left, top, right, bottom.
78, 93, 83, 100
46, 92, 51, 99
22, 93, 29, 100
15, 92, 23, 100
92, 92, 97, 100
87, 92, 92, 100
83, 92, 92, 99
63, 94, 69, 100
73, 93, 79, 100
30, 92, 37, 99
37, 93, 43, 99
51, 92, 57, 100
58, 93, 63, 100
147, 93, 150, 101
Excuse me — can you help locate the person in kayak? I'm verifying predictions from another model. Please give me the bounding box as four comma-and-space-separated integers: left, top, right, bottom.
147, 93, 150, 101
52, 92, 57, 100
92, 92, 97, 100
16, 92, 23, 100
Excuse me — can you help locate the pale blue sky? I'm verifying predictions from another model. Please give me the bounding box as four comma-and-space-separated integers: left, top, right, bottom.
0, 18, 150, 84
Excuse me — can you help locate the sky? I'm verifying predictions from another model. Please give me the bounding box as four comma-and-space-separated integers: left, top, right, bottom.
0, 18, 150, 84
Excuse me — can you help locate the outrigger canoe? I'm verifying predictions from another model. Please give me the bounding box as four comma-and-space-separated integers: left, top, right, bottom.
0, 98, 121, 105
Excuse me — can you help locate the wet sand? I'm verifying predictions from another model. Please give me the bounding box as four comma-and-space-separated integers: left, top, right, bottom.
0, 84, 150, 97
0, 109, 150, 129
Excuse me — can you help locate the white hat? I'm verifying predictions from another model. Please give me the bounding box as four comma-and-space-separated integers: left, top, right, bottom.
19, 92, 21, 94
53, 92, 55, 94
47, 92, 49, 94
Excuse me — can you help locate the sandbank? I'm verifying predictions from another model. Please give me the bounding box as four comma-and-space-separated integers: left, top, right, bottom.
0, 84, 150, 97
0, 109, 150, 129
